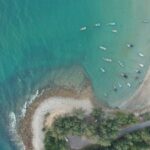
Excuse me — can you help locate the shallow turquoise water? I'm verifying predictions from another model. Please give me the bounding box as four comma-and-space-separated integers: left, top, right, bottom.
0, 0, 150, 149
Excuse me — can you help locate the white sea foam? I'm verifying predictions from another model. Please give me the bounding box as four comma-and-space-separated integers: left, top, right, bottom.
21, 102, 27, 118
9, 112, 25, 150
29, 90, 39, 104
8, 90, 41, 150
9, 112, 17, 133
21, 90, 39, 118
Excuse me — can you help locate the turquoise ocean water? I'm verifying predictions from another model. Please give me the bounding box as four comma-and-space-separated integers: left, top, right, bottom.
0, 0, 150, 149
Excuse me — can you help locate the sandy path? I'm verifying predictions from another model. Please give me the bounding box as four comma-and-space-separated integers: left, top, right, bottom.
31, 97, 93, 150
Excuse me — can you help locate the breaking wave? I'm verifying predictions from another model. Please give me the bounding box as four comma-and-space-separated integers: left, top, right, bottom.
9, 112, 25, 150
21, 90, 40, 118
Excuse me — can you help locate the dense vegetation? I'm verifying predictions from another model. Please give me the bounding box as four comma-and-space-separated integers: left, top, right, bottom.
84, 127, 150, 150
44, 108, 150, 150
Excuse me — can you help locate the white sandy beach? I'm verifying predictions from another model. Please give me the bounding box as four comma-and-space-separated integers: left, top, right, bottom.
31, 97, 93, 150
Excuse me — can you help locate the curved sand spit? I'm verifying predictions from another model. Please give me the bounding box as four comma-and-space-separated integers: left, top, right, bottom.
32, 97, 93, 150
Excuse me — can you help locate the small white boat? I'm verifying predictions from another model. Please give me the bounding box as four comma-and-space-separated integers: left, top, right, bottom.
127, 83, 131, 88
80, 26, 87, 31
118, 83, 122, 88
112, 29, 118, 33
139, 64, 144, 68
99, 46, 107, 51
118, 61, 124, 67
103, 57, 112, 62
95, 23, 101, 27
143, 19, 149, 23
100, 67, 105, 73
108, 22, 116, 26
138, 53, 144, 57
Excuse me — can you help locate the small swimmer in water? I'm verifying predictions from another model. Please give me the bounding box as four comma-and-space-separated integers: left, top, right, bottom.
113, 86, 118, 92
121, 73, 128, 79
136, 69, 141, 74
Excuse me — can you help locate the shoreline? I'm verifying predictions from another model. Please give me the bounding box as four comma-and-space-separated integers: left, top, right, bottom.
32, 97, 93, 150
19, 65, 150, 150
119, 66, 150, 112
18, 83, 98, 150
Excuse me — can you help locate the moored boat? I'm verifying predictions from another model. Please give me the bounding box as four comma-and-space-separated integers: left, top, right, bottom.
107, 22, 116, 26
112, 29, 117, 33
100, 67, 105, 73
103, 57, 112, 62
94, 23, 101, 27
99, 46, 107, 51
80, 26, 87, 31
138, 53, 144, 57
139, 64, 144, 68
127, 83, 131, 88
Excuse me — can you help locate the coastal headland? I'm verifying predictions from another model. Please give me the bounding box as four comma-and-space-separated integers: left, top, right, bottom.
19, 66, 150, 150
19, 80, 99, 150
